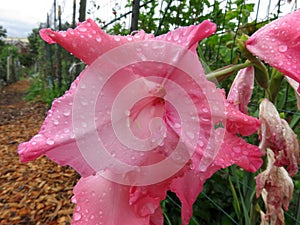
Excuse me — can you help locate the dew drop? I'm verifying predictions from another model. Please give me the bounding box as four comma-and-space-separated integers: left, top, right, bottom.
71, 196, 77, 203
202, 108, 209, 113
81, 100, 88, 106
53, 119, 59, 125
232, 146, 241, 153
198, 140, 204, 147
31, 141, 36, 145
174, 123, 181, 129
125, 110, 130, 116
278, 45, 288, 53
187, 131, 194, 140
46, 138, 55, 145
78, 26, 87, 32
96, 36, 102, 43
114, 36, 121, 41
63, 109, 71, 116
73, 212, 82, 221
64, 128, 70, 133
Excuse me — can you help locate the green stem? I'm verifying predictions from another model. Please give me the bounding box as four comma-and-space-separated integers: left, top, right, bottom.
206, 61, 254, 82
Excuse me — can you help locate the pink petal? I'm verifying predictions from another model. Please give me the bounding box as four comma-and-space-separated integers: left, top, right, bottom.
71, 173, 151, 225
227, 66, 254, 114
225, 102, 261, 136
246, 10, 300, 88
212, 128, 263, 172
18, 71, 95, 177
170, 171, 203, 225
155, 20, 216, 52
39, 19, 216, 65
40, 19, 154, 65
170, 128, 262, 225
286, 77, 300, 110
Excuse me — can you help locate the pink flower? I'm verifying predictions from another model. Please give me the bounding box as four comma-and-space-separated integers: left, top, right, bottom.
246, 9, 300, 91
18, 19, 262, 225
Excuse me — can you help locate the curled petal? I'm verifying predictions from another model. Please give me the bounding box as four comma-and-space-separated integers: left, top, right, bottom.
255, 149, 294, 225
227, 66, 255, 114
259, 99, 284, 153
246, 9, 300, 88
280, 119, 299, 176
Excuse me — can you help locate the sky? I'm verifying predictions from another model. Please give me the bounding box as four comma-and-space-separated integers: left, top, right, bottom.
0, 0, 126, 38
0, 0, 298, 38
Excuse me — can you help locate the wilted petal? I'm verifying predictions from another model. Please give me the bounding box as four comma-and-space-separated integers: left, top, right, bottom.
71, 173, 151, 225
255, 149, 294, 225
280, 119, 299, 176
286, 77, 300, 110
246, 10, 300, 88
259, 99, 284, 153
259, 98, 299, 176
227, 66, 255, 114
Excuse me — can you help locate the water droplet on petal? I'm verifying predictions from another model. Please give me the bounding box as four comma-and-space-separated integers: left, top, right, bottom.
114, 36, 121, 41
73, 212, 82, 221
63, 109, 71, 116
78, 26, 87, 32
278, 45, 288, 53
46, 138, 55, 145
233, 146, 241, 153
202, 108, 209, 113
96, 36, 102, 43
187, 131, 194, 140
198, 140, 204, 147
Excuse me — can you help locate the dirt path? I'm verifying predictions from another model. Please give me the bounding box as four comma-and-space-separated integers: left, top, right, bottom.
0, 80, 78, 225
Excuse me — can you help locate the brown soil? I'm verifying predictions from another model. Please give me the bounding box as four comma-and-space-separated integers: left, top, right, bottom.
0, 79, 78, 225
